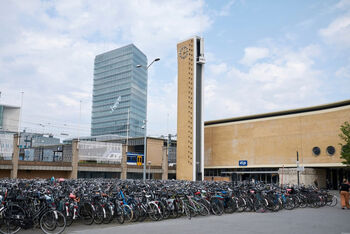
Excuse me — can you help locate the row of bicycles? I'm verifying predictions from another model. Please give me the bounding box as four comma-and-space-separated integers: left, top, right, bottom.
0, 179, 338, 234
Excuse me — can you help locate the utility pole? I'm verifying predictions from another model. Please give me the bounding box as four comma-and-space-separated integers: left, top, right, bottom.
167, 134, 171, 162
137, 58, 160, 181
126, 108, 130, 155
297, 151, 300, 186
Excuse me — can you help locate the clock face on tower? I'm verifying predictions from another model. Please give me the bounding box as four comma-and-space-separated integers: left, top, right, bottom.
179, 46, 189, 59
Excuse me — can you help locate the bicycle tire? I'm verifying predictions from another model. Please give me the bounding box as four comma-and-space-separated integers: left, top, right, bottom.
103, 205, 113, 224
40, 210, 66, 234
115, 206, 125, 224
327, 195, 337, 207
198, 202, 210, 216
148, 203, 161, 221
93, 205, 104, 224
122, 205, 133, 222
0, 205, 24, 234
80, 203, 94, 225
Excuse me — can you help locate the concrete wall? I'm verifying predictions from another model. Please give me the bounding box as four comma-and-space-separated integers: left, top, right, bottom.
0, 170, 10, 178
17, 170, 70, 179
147, 138, 164, 166
205, 105, 350, 169
204, 176, 230, 181
2, 106, 20, 132
279, 168, 327, 188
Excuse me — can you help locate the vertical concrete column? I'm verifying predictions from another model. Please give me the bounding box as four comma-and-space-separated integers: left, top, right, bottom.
162, 146, 168, 180
70, 140, 79, 179
121, 145, 127, 180
11, 134, 19, 179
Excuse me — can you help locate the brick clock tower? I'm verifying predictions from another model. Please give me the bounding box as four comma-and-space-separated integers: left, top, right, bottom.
177, 36, 205, 181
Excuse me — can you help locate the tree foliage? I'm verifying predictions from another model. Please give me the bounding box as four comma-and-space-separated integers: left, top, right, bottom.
339, 121, 350, 166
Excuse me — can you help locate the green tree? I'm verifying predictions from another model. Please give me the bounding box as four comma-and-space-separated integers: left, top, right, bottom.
339, 121, 350, 165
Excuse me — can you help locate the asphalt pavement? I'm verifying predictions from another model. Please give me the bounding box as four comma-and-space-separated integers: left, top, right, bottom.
21, 192, 350, 234
66, 206, 350, 234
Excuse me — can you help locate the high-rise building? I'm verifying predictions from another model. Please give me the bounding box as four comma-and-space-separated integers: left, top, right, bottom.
91, 44, 147, 137
176, 36, 205, 181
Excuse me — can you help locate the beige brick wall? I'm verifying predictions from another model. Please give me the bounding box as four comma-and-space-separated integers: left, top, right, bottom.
147, 138, 164, 166
177, 38, 195, 180
205, 106, 350, 168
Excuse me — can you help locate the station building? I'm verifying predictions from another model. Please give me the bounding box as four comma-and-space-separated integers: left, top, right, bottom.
204, 100, 350, 189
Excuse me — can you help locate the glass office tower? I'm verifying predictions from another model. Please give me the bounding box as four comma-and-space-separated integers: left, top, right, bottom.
91, 44, 147, 137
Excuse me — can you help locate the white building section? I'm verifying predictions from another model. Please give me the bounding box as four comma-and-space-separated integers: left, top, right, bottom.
78, 141, 122, 163
0, 104, 20, 133
0, 133, 14, 160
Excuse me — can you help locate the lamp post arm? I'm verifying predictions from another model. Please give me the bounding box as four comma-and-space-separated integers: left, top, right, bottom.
146, 58, 160, 69
147, 60, 155, 70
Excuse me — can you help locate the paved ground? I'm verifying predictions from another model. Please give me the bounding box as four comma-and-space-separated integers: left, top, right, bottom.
22, 192, 350, 234
67, 207, 350, 234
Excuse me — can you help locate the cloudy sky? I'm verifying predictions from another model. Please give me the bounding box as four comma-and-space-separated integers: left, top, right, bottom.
0, 0, 349, 139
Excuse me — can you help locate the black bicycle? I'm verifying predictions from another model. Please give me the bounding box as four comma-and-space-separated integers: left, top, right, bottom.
0, 194, 66, 234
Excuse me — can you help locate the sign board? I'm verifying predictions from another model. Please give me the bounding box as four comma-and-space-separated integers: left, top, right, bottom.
78, 142, 122, 163
297, 166, 304, 172
239, 160, 248, 166
137, 155, 143, 166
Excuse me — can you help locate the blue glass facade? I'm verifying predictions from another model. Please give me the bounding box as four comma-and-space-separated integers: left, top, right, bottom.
91, 44, 147, 137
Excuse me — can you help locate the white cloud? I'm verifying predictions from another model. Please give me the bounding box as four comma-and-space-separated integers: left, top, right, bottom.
240, 47, 270, 66
319, 15, 350, 47
148, 77, 178, 136
218, 0, 236, 16
209, 63, 228, 75
204, 44, 324, 121
336, 65, 350, 78
319, 1, 350, 48
57, 95, 80, 107
0, 0, 211, 138
336, 0, 350, 9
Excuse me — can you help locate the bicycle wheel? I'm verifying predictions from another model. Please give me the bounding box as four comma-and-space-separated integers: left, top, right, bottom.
137, 206, 147, 222
159, 201, 170, 220
170, 201, 179, 219
40, 210, 66, 234
236, 197, 246, 212
79, 203, 94, 225
131, 205, 140, 222
283, 197, 294, 210
211, 199, 224, 216
224, 198, 236, 214
148, 203, 161, 221
327, 195, 337, 207
63, 207, 73, 227
103, 205, 113, 224
183, 203, 191, 220
122, 205, 133, 222
115, 206, 125, 224
0, 205, 24, 234
93, 205, 104, 224
197, 202, 210, 216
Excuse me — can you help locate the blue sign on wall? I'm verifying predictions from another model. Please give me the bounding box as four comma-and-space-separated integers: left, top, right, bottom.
239, 160, 248, 166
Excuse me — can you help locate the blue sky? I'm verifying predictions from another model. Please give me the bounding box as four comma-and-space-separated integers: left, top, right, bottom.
0, 0, 349, 139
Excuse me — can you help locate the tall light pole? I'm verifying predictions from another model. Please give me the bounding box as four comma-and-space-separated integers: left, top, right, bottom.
137, 57, 160, 181
18, 91, 24, 147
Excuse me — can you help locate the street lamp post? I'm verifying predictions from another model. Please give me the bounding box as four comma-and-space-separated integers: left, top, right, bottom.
148, 161, 151, 180
137, 58, 160, 181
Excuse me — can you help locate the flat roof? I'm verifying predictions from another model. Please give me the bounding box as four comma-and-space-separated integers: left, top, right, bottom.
205, 99, 350, 126
0, 104, 20, 109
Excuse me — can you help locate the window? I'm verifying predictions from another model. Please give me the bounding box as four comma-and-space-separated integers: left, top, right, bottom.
312, 146, 321, 156
326, 146, 335, 156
